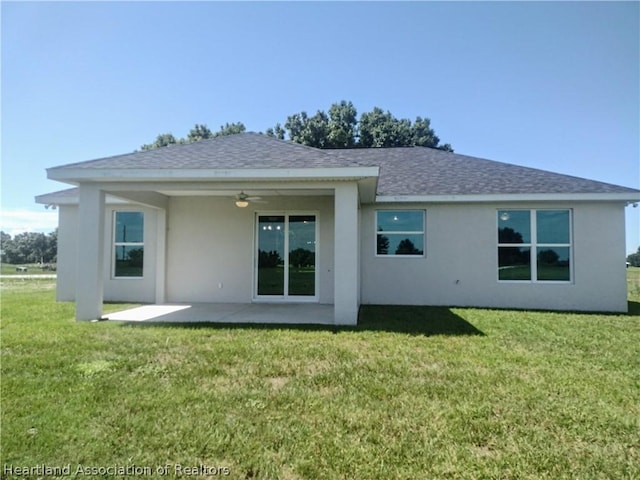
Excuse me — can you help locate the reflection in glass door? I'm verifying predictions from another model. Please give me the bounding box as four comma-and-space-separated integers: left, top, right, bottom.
256, 214, 316, 299
288, 215, 316, 296
257, 216, 285, 295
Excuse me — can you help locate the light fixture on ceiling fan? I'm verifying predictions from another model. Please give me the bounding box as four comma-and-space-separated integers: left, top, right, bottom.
234, 191, 263, 208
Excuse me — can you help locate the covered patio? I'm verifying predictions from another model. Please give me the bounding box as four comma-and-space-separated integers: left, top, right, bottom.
102, 302, 335, 325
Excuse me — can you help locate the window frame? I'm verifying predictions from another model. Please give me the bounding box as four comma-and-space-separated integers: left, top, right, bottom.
375, 209, 426, 258
112, 210, 145, 279
497, 208, 572, 283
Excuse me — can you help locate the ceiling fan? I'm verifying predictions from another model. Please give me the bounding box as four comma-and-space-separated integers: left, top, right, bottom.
234, 191, 264, 208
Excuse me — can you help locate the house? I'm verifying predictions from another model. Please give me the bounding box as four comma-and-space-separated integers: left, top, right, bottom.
36, 133, 640, 324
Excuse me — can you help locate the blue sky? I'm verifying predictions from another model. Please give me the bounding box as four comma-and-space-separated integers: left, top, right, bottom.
2, 1, 638, 252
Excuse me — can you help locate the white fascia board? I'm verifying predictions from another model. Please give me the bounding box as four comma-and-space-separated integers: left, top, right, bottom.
47, 166, 380, 183
375, 192, 640, 203
35, 192, 129, 206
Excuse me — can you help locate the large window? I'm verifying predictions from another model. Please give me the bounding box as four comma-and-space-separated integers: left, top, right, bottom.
113, 211, 144, 278
497, 209, 571, 282
376, 210, 425, 256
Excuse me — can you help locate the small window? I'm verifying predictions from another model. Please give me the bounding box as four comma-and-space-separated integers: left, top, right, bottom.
376, 210, 424, 256
498, 209, 571, 282
113, 211, 144, 277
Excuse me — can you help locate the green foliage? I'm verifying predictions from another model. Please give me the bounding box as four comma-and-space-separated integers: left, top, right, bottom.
140, 132, 182, 151
216, 121, 246, 136
141, 100, 453, 152
140, 122, 246, 150
288, 248, 314, 268
627, 246, 640, 267
186, 123, 213, 142
278, 101, 452, 150
395, 238, 422, 255
0, 230, 57, 264
285, 111, 331, 148
327, 100, 358, 147
265, 123, 285, 140
376, 234, 390, 255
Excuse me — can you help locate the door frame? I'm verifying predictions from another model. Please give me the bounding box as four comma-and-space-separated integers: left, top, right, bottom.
253, 211, 319, 302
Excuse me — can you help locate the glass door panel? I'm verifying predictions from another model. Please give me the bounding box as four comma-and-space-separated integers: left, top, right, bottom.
288, 215, 316, 296
257, 216, 285, 296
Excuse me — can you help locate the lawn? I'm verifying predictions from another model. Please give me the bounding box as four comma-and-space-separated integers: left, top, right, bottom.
1, 263, 56, 275
1, 272, 639, 479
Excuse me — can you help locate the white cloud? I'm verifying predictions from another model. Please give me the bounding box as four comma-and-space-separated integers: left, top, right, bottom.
0, 208, 58, 236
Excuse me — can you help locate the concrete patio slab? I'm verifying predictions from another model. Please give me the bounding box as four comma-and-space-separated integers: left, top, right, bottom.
102, 303, 335, 325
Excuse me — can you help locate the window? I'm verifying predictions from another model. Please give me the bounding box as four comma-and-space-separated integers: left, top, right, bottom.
376, 210, 424, 256
498, 209, 571, 282
113, 211, 144, 278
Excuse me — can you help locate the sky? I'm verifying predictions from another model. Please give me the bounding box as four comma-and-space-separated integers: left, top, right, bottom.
1, 1, 639, 253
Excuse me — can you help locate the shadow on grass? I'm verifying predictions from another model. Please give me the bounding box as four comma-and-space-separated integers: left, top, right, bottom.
117, 305, 484, 337
628, 301, 640, 315
356, 305, 484, 336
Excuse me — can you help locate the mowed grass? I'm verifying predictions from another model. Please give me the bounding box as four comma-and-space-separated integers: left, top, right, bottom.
1, 263, 56, 275
1, 272, 639, 479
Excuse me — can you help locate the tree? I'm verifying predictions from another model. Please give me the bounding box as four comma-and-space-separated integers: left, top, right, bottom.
187, 124, 213, 142
276, 101, 453, 151
411, 116, 440, 148
537, 249, 560, 266
141, 100, 453, 152
359, 107, 411, 148
395, 238, 422, 255
327, 100, 358, 148
627, 246, 640, 267
0, 230, 57, 264
289, 248, 315, 268
285, 111, 330, 148
215, 122, 246, 137
265, 123, 286, 140
498, 227, 524, 244
140, 133, 181, 151
140, 122, 246, 151
377, 234, 390, 255
258, 249, 282, 268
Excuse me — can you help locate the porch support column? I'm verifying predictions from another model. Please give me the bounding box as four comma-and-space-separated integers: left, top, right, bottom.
155, 208, 167, 304
334, 183, 359, 325
75, 184, 105, 321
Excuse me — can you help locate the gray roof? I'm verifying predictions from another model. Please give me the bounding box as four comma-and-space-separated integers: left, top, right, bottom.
48, 132, 639, 197
326, 147, 640, 196
51, 132, 350, 170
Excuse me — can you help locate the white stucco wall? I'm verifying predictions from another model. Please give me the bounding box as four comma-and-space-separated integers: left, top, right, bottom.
56, 197, 629, 312
56, 205, 78, 301
56, 204, 159, 303
165, 195, 335, 304
360, 202, 629, 312
103, 205, 158, 303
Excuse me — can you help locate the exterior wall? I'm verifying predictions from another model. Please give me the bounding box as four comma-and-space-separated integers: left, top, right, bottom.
360, 202, 629, 312
56, 195, 628, 312
166, 196, 335, 304
56, 205, 78, 301
103, 205, 158, 303
56, 204, 159, 303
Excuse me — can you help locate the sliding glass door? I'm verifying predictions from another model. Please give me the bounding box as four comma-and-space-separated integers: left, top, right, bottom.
256, 214, 317, 300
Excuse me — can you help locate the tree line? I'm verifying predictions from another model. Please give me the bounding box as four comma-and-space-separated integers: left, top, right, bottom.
628, 246, 640, 267
139, 100, 453, 152
1, 230, 57, 265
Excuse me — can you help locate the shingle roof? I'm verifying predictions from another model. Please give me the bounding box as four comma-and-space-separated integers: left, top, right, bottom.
326, 147, 640, 196
48, 132, 639, 197
51, 132, 352, 170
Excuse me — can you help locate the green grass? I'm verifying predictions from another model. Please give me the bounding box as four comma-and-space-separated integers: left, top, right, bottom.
1, 263, 56, 275
1, 274, 639, 479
